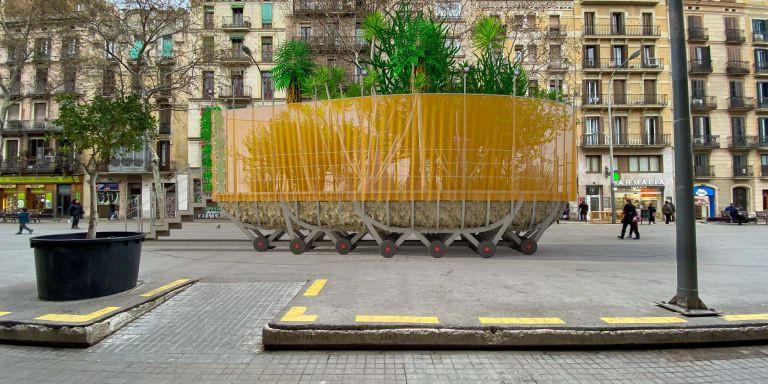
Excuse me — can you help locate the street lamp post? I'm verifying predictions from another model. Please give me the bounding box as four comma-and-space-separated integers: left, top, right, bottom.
241, 46, 263, 106
607, 50, 641, 224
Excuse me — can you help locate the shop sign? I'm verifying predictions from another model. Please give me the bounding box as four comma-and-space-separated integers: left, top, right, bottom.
615, 179, 665, 187
26, 184, 45, 189
0, 176, 79, 184
96, 183, 120, 191
694, 186, 715, 197
0, 184, 16, 189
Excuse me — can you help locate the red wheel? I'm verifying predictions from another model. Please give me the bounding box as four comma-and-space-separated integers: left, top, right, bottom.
429, 240, 447, 258
335, 238, 353, 255
379, 240, 397, 258
520, 238, 537, 255
477, 240, 496, 258
253, 236, 269, 252
289, 238, 307, 255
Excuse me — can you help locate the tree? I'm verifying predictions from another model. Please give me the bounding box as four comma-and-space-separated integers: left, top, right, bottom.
273, 40, 315, 103
302, 65, 345, 100
79, 0, 199, 223
465, 15, 528, 95
54, 94, 156, 239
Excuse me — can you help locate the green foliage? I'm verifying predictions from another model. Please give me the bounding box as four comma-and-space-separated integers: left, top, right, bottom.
362, 0, 458, 94
272, 40, 315, 103
53, 94, 157, 173
465, 16, 528, 96
302, 66, 347, 100
200, 106, 219, 193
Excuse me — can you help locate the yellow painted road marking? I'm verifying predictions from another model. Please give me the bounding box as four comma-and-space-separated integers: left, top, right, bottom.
280, 306, 317, 322
139, 279, 190, 297
355, 315, 440, 324
35, 307, 121, 323
303, 279, 327, 297
723, 313, 768, 321
0, 311, 11, 317
479, 317, 565, 325
601, 316, 687, 324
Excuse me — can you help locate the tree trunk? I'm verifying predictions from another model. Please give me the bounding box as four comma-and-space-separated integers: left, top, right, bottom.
86, 168, 99, 240
0, 98, 10, 176
148, 139, 165, 224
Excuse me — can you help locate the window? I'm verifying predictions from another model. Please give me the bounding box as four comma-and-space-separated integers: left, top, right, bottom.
34, 102, 47, 121
102, 67, 116, 95
693, 116, 710, 137
642, 45, 656, 66
5, 139, 18, 160
436, 1, 461, 19
157, 140, 170, 171
514, 15, 524, 29
204, 6, 214, 29
756, 49, 768, 70
583, 45, 598, 68
6, 104, 20, 121
732, 116, 746, 141
160, 35, 173, 58
232, 7, 244, 25
231, 38, 244, 56
687, 15, 703, 37
159, 108, 171, 135
611, 45, 626, 66
203, 71, 214, 98
584, 117, 600, 145
262, 71, 273, 100
733, 186, 748, 210
584, 12, 595, 34
690, 46, 711, 65
62, 37, 78, 59
730, 80, 744, 98
35, 68, 48, 93
645, 116, 660, 145
619, 156, 662, 173
753, 19, 767, 37
586, 155, 601, 173
105, 40, 116, 59
261, 37, 273, 62
611, 12, 624, 34
549, 79, 563, 92
526, 15, 536, 29
231, 70, 244, 96
514, 45, 524, 62
759, 118, 768, 144
202, 36, 215, 62
63, 67, 76, 92
527, 44, 537, 61
612, 116, 627, 144
584, 80, 600, 103
549, 15, 560, 30
642, 13, 653, 35
262, 2, 273, 28
691, 79, 706, 98
34, 38, 50, 59
129, 38, 143, 60
757, 82, 768, 105
527, 80, 538, 96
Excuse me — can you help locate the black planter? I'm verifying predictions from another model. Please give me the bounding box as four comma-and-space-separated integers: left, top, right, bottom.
30, 232, 145, 301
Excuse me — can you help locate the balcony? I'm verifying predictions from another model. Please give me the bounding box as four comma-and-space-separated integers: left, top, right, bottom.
32, 83, 49, 96
293, 0, 372, 16
1, 120, 60, 134
687, 27, 709, 42
692, 135, 720, 150
757, 97, 768, 110
159, 122, 171, 135
108, 150, 151, 173
582, 57, 664, 72
762, 165, 768, 177
581, 94, 667, 108
548, 59, 568, 72
729, 135, 758, 149
59, 81, 78, 94
582, 24, 660, 37
733, 165, 754, 177
753, 32, 768, 44
579, 133, 671, 148
0, 156, 69, 175
725, 29, 746, 44
690, 96, 717, 111
694, 165, 715, 178
218, 85, 252, 100
755, 63, 768, 76
760, 136, 768, 149
689, 59, 713, 74
218, 48, 251, 65
221, 16, 251, 31
548, 26, 567, 38
33, 53, 51, 63
728, 96, 755, 111
726, 60, 750, 75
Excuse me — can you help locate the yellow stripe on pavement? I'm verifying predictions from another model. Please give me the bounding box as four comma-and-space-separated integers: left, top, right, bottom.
355, 315, 440, 324
303, 279, 327, 297
723, 313, 768, 321
0, 311, 11, 317
601, 316, 687, 324
479, 317, 565, 325
280, 306, 317, 322
139, 279, 190, 297
35, 307, 121, 323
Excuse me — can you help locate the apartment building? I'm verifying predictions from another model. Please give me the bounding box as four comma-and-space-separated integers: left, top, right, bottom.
685, 0, 768, 216
574, 0, 674, 217
186, 0, 287, 177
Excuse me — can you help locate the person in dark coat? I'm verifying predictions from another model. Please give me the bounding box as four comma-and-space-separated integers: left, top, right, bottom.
662, 201, 673, 224
15, 208, 33, 235
618, 198, 640, 239
68, 200, 84, 229
578, 200, 589, 222
725, 203, 748, 225
647, 203, 657, 224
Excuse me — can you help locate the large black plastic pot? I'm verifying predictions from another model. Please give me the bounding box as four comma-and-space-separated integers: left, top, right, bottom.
30, 232, 145, 301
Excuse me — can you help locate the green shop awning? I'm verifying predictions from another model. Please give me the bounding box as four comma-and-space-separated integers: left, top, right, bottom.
231, 3, 244, 8
0, 176, 80, 184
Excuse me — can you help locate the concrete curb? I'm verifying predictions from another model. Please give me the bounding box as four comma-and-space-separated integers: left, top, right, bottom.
0, 281, 195, 347
262, 323, 768, 349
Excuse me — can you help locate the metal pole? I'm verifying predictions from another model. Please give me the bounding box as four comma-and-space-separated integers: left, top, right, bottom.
608, 69, 617, 224
658, 0, 716, 315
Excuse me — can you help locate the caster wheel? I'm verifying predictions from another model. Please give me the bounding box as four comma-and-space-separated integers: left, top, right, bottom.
253, 236, 269, 252
289, 238, 307, 255
429, 240, 447, 258
335, 238, 353, 255
477, 240, 496, 258
520, 238, 537, 255
379, 240, 397, 258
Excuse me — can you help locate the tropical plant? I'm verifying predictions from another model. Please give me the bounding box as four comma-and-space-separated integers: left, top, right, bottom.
303, 66, 346, 100
361, 0, 458, 94
54, 94, 157, 239
466, 16, 528, 96
273, 40, 315, 103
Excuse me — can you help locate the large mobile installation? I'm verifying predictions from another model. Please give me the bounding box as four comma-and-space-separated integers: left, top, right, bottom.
212, 93, 575, 257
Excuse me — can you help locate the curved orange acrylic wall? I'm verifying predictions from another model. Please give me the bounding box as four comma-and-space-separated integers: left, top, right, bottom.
212, 93, 576, 203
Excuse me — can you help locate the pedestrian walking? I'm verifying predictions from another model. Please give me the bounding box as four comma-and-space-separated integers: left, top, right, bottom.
578, 200, 589, 222
618, 198, 640, 240
647, 203, 657, 224
108, 202, 118, 221
15, 208, 33, 235
670, 201, 676, 222
69, 200, 84, 229
662, 201, 673, 224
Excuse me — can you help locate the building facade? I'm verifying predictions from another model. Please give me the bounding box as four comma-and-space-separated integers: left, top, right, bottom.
573, 0, 674, 218
685, 0, 768, 217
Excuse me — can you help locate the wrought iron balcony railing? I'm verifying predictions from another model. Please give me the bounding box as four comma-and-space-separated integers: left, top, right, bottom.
689, 59, 713, 74
690, 96, 717, 110
580, 133, 671, 147
218, 85, 252, 99
583, 24, 660, 36
687, 27, 709, 41
726, 60, 750, 75
582, 57, 664, 70
729, 135, 758, 148
733, 165, 754, 177
693, 135, 720, 149
221, 16, 251, 30
728, 96, 755, 111
694, 165, 715, 177
725, 29, 746, 43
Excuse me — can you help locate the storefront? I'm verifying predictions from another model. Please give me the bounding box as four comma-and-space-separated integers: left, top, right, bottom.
614, 179, 666, 220
693, 185, 716, 218
96, 182, 120, 218
0, 176, 81, 216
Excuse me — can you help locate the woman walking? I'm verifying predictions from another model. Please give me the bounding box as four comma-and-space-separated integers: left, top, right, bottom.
69, 200, 84, 229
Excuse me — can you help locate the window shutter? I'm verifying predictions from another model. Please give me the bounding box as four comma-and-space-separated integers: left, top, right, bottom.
162, 36, 173, 58
129, 39, 143, 59
262, 3, 273, 25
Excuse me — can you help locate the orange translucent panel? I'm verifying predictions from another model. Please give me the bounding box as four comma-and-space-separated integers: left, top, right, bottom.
213, 94, 576, 203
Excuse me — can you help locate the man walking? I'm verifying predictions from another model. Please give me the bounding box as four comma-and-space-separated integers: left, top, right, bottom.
662, 201, 673, 224
618, 198, 640, 239
69, 200, 84, 229
15, 208, 33, 235
108, 202, 118, 221
647, 203, 657, 224
578, 200, 589, 222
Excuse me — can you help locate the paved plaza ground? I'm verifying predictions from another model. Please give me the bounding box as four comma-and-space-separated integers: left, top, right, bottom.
0, 219, 767, 382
